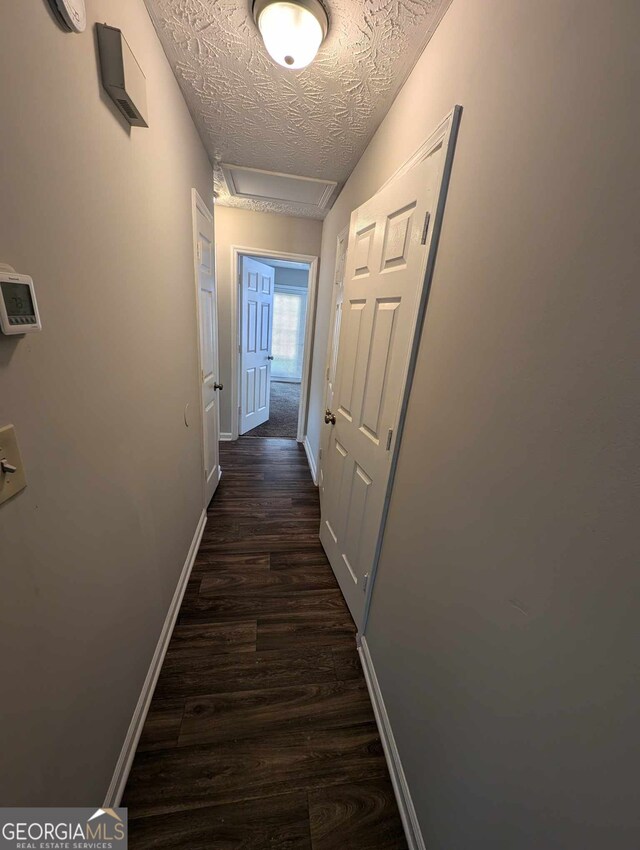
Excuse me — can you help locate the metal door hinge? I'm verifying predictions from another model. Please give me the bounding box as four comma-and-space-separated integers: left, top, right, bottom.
362, 573, 369, 593
386, 429, 393, 451
421, 211, 431, 245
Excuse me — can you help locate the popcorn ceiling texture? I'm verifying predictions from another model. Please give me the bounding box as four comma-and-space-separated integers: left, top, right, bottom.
144, 0, 451, 218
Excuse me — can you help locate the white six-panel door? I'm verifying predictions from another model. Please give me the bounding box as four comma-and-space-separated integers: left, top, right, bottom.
195, 195, 221, 505
319, 110, 459, 629
240, 256, 275, 435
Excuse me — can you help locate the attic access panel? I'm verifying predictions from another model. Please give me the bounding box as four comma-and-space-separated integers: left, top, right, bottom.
221, 164, 337, 212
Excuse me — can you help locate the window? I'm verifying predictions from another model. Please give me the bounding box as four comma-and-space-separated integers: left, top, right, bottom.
272, 287, 307, 381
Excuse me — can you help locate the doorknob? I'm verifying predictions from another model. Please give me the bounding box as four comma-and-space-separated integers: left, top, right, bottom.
267, 355, 274, 361
324, 409, 336, 425
214, 382, 223, 391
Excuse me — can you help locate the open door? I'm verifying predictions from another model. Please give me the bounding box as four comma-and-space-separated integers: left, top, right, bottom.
239, 256, 275, 435
193, 191, 221, 505
320, 108, 461, 630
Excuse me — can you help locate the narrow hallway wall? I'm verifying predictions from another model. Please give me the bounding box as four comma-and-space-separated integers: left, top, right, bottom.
0, 0, 212, 804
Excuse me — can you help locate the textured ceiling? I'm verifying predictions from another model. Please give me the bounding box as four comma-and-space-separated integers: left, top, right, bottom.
145, 0, 452, 218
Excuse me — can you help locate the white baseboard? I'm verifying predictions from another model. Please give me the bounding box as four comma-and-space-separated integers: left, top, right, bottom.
303, 435, 318, 485
219, 432, 233, 442
103, 509, 207, 806
359, 635, 426, 850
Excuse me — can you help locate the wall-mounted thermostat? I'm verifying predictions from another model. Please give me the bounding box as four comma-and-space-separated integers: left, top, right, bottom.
0, 272, 42, 335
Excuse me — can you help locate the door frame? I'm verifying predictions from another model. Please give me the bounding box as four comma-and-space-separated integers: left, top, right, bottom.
333, 105, 462, 633
230, 246, 319, 443
191, 189, 221, 508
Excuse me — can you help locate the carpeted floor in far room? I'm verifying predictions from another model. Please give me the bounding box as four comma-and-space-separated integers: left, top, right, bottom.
248, 381, 300, 438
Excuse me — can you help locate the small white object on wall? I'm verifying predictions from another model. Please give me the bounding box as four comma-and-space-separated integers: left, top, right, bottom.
49, 0, 87, 33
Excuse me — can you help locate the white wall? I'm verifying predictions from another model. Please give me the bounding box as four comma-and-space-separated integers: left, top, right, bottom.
313, 0, 640, 845
214, 207, 322, 435
0, 0, 212, 804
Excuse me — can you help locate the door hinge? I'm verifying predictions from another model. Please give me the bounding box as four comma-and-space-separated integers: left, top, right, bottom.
386, 428, 393, 451
319, 448, 323, 461
421, 211, 431, 245
362, 573, 370, 593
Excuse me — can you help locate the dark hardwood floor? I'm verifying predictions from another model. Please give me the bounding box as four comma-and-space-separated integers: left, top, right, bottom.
123, 437, 407, 850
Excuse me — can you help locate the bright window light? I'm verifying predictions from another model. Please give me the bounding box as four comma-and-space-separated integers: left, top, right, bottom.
272, 289, 307, 380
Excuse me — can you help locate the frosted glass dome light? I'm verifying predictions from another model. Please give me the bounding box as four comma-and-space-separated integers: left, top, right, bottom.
253, 0, 329, 70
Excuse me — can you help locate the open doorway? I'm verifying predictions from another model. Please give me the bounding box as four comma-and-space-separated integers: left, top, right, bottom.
232, 248, 318, 444
248, 260, 308, 437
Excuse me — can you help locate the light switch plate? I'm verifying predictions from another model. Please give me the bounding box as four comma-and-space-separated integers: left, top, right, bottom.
0, 424, 27, 505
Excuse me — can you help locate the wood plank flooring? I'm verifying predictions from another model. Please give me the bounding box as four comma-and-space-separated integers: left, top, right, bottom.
123, 437, 407, 850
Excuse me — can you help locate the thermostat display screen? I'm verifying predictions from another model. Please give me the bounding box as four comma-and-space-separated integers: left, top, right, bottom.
1, 282, 35, 317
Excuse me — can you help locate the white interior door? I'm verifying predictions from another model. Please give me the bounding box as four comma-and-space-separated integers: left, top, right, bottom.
319, 111, 459, 629
319, 228, 348, 503
239, 257, 275, 435
194, 194, 221, 505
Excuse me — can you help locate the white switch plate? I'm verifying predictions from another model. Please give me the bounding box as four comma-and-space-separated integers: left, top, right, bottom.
0, 424, 27, 505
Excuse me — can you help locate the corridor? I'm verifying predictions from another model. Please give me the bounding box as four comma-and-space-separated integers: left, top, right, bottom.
123, 437, 407, 849
3, 1, 639, 844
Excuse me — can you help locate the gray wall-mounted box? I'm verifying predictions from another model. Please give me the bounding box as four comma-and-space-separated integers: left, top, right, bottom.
96, 24, 148, 127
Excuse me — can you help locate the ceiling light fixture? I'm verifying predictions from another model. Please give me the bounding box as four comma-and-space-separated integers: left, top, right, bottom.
252, 0, 329, 70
